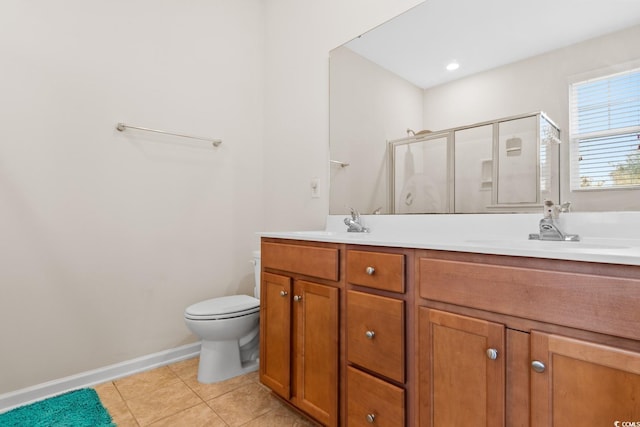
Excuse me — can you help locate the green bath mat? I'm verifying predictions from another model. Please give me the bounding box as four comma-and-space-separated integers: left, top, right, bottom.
0, 388, 114, 426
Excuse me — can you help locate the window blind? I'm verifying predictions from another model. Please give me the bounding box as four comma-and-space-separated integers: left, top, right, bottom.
570, 67, 640, 190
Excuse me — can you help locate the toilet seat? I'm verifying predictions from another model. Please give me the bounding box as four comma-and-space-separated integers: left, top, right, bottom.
185, 295, 260, 321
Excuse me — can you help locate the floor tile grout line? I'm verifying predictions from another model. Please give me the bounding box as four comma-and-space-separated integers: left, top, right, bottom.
174, 371, 257, 426
113, 368, 183, 401
202, 381, 282, 427
99, 361, 311, 427
111, 380, 127, 404
237, 406, 280, 427
202, 392, 235, 426
119, 363, 206, 426
204, 402, 231, 427
98, 381, 142, 427
125, 377, 206, 427
139, 401, 209, 427
123, 396, 143, 426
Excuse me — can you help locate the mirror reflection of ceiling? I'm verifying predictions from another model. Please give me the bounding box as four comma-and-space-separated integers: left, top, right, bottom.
345, 0, 640, 89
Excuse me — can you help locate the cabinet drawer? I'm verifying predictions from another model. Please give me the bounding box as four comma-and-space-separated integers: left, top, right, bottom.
261, 242, 339, 281
347, 250, 404, 293
347, 290, 404, 382
419, 257, 640, 341
347, 366, 404, 427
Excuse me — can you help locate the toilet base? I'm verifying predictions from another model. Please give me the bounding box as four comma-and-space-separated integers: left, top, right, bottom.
197, 339, 259, 384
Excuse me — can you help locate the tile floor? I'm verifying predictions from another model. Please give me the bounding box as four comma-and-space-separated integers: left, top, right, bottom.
94, 357, 316, 426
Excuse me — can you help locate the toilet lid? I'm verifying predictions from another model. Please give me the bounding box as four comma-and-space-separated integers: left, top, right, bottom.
185, 295, 260, 320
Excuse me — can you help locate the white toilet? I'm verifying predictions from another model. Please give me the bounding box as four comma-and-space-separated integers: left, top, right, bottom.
184, 251, 261, 383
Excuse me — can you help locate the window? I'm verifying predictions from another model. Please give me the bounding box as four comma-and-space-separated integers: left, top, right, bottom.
570, 67, 640, 190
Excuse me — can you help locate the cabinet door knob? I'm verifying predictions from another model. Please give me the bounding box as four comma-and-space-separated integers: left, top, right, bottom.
365, 330, 376, 339
366, 413, 376, 423
280, 290, 288, 297
365, 266, 375, 275
531, 360, 546, 373
486, 348, 499, 360
293, 295, 302, 302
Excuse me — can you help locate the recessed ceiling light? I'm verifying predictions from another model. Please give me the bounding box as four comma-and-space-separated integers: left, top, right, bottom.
446, 61, 460, 71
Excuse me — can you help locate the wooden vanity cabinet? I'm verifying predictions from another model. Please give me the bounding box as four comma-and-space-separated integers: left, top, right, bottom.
346, 249, 405, 293
345, 247, 410, 427
418, 308, 506, 426
260, 240, 341, 426
347, 366, 405, 427
530, 331, 640, 426
261, 238, 640, 426
261, 272, 292, 398
416, 250, 640, 426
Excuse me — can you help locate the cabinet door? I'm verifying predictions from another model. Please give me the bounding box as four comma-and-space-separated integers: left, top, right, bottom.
260, 272, 292, 399
531, 331, 640, 426
419, 308, 505, 427
293, 280, 339, 427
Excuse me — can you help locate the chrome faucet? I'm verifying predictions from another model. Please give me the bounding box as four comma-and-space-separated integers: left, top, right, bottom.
529, 200, 580, 241
344, 207, 369, 233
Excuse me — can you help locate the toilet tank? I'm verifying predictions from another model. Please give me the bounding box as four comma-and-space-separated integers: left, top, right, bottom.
252, 250, 261, 299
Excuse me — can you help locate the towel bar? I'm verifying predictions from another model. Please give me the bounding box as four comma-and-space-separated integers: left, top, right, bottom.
116, 123, 222, 147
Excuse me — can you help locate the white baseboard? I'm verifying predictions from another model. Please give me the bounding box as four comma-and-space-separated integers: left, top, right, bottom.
0, 342, 201, 413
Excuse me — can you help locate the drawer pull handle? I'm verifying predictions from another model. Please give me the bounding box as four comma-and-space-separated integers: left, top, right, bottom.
486, 348, 498, 360
365, 266, 375, 275
293, 295, 303, 302
365, 330, 376, 340
366, 413, 376, 423
531, 360, 546, 373
279, 290, 288, 297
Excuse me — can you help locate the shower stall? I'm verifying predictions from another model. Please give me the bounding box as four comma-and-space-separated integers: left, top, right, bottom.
389, 111, 561, 214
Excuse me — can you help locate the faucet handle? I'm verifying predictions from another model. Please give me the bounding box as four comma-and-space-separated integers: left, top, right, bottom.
559, 201, 572, 213
544, 200, 571, 219
543, 200, 555, 218
347, 206, 360, 221
344, 207, 369, 232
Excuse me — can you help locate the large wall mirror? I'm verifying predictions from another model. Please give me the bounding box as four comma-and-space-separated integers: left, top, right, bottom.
329, 0, 640, 215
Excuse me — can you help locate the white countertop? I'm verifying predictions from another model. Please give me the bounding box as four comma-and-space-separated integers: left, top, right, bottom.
259, 213, 640, 266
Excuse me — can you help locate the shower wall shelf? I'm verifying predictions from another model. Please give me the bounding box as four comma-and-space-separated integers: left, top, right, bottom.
116, 123, 222, 147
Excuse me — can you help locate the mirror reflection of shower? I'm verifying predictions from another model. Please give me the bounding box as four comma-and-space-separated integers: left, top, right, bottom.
392, 132, 448, 214
390, 112, 560, 214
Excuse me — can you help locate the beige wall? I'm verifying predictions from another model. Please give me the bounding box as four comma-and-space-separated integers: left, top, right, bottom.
262, 0, 423, 229
0, 0, 423, 395
329, 46, 424, 214
0, 0, 265, 394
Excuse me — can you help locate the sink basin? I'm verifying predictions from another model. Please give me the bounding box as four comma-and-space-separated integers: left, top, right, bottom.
465, 239, 631, 251
288, 231, 341, 236
285, 230, 373, 240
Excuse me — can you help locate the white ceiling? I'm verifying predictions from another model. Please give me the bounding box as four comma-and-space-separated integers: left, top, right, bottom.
344, 0, 640, 89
